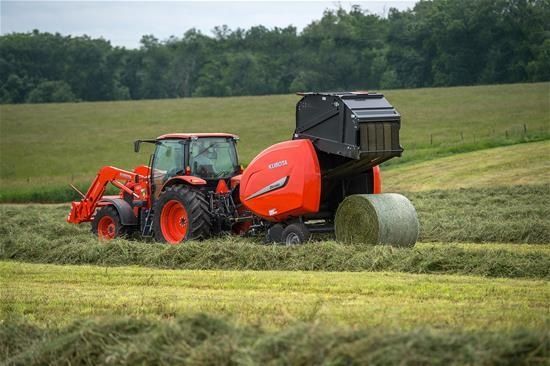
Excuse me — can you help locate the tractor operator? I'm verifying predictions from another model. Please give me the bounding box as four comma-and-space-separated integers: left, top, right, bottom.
191, 140, 217, 177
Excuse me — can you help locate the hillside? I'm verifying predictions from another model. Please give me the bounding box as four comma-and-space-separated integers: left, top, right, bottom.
384, 140, 550, 192
0, 82, 548, 201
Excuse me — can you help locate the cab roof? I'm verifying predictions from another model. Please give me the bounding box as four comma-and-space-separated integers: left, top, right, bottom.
296, 91, 372, 98
156, 133, 239, 140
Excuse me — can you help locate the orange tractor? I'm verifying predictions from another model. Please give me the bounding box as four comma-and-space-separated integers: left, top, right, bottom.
68, 91, 416, 245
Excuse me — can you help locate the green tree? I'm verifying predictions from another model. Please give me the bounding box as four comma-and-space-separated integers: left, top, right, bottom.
0, 1, 548, 104
26, 80, 76, 103
527, 39, 550, 81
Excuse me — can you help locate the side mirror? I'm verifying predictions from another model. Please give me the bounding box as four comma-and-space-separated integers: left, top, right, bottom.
134, 140, 141, 153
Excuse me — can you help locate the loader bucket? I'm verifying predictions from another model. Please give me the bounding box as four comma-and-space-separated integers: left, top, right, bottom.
294, 91, 403, 179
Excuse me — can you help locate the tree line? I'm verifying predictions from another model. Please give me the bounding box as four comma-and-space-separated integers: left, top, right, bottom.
1, 0, 548, 104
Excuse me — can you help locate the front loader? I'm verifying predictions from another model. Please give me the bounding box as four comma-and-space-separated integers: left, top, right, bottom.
68, 91, 418, 246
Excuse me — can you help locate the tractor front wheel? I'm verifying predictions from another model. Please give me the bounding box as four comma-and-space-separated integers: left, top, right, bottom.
153, 185, 211, 244
91, 206, 126, 240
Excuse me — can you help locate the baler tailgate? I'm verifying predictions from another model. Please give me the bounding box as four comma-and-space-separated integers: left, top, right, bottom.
294, 91, 403, 178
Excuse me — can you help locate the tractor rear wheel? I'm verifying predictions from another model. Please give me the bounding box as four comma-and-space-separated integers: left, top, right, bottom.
91, 206, 126, 240
153, 185, 211, 244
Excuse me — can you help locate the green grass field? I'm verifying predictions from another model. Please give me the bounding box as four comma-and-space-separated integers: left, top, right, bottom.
384, 140, 550, 192
2, 258, 548, 364
1, 82, 548, 202
1, 261, 548, 329
1, 82, 549, 364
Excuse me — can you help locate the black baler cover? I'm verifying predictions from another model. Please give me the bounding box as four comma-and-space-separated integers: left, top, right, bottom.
294, 92, 403, 178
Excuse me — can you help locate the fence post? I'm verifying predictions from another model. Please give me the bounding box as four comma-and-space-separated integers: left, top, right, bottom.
523, 124, 527, 134
430, 134, 433, 145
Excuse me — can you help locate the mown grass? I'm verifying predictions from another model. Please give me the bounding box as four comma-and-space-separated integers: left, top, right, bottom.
417, 242, 550, 253
2, 315, 548, 366
3, 236, 549, 278
384, 140, 550, 192
1, 202, 549, 278
1, 82, 548, 202
1, 261, 548, 330
406, 184, 550, 244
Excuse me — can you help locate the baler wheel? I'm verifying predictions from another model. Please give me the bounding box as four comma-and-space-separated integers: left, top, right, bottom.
153, 185, 211, 244
281, 223, 310, 245
91, 206, 126, 240
265, 223, 285, 243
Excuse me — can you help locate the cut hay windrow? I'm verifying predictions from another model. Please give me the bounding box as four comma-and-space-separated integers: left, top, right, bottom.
1, 236, 549, 279
1, 184, 549, 278
406, 184, 550, 244
2, 315, 548, 366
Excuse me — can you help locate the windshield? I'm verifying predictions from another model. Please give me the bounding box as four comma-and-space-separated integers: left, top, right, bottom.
189, 137, 238, 179
151, 140, 185, 197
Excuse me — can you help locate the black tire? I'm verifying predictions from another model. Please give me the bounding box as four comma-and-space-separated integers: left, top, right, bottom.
281, 223, 310, 245
264, 223, 285, 243
153, 185, 211, 244
91, 206, 126, 240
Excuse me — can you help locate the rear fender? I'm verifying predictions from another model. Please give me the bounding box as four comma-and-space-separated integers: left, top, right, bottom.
99, 197, 138, 226
161, 176, 207, 192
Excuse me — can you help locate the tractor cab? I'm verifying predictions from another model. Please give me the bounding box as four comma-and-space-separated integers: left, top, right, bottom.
138, 133, 240, 198
188, 136, 239, 180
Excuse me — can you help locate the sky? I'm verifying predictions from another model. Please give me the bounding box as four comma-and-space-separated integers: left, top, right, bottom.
1, 0, 416, 49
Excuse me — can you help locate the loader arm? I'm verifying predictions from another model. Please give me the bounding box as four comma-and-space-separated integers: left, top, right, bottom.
67, 166, 147, 224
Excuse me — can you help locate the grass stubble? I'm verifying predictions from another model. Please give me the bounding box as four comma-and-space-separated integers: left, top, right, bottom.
1, 260, 548, 329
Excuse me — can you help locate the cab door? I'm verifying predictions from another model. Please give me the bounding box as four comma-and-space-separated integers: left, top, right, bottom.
150, 139, 187, 199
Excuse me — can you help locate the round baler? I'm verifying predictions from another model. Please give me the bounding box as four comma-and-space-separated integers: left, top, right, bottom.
239, 91, 419, 246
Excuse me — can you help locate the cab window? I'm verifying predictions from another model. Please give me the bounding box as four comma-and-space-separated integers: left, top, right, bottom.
189, 137, 238, 179
152, 140, 185, 196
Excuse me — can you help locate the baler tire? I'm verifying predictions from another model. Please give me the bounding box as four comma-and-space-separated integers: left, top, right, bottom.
153, 185, 211, 244
265, 223, 285, 243
91, 206, 126, 240
281, 223, 310, 245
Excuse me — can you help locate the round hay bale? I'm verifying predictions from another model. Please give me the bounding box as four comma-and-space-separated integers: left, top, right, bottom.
335, 193, 419, 247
